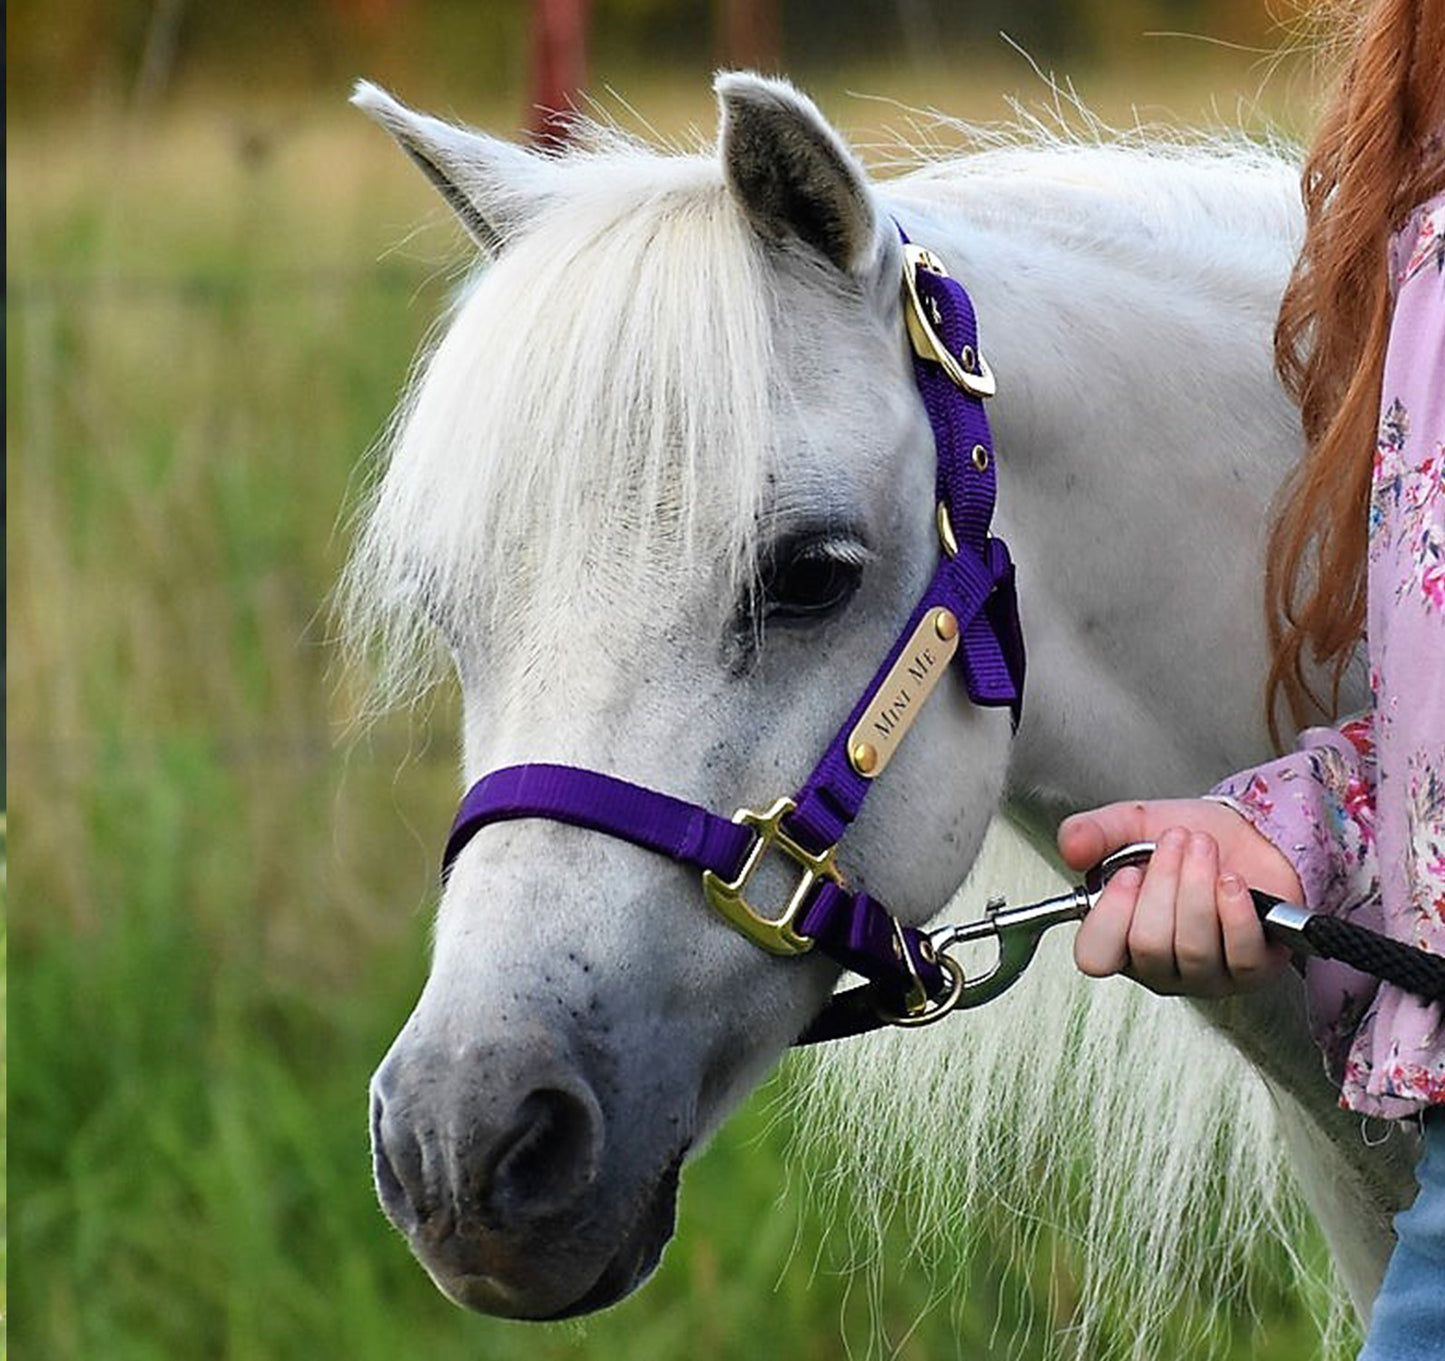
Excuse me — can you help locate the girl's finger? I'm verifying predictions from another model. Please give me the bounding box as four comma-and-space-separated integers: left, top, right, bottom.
1074, 865, 1142, 977
1125, 827, 1188, 991
1173, 833, 1226, 990
1218, 874, 1293, 986
1058, 802, 1151, 871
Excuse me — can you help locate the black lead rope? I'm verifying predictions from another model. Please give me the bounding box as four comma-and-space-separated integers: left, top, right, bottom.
1251, 889, 1445, 1003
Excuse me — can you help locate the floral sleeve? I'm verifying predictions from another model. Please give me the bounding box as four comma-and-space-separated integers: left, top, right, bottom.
1210, 192, 1445, 1118
1210, 717, 1378, 921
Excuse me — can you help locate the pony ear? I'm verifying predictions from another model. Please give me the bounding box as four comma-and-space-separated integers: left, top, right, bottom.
716, 72, 878, 275
352, 81, 551, 255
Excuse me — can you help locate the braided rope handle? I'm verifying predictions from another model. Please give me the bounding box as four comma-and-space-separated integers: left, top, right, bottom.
1253, 891, 1445, 1004
1301, 916, 1445, 1003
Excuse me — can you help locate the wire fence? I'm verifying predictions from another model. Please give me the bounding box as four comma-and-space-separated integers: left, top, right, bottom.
6, 261, 444, 308
6, 730, 447, 773
7, 255, 464, 777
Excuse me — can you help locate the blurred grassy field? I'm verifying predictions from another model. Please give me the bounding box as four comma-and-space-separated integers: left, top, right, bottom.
9, 49, 1349, 1360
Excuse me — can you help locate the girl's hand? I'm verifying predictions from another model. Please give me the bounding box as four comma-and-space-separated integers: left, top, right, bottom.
1057, 799, 1300, 997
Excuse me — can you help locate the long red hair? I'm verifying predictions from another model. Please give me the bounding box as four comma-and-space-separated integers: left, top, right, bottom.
1267, 0, 1445, 743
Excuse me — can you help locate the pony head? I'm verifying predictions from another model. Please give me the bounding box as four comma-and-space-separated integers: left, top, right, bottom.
349, 72, 1011, 1318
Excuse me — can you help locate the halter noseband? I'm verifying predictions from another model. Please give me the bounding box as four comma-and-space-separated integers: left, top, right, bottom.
442, 228, 1025, 1044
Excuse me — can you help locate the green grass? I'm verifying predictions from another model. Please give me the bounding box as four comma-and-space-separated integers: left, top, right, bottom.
2, 816, 8, 1359
8, 60, 1348, 1360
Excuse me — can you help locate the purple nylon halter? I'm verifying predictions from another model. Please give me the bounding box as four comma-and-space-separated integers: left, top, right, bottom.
443, 228, 1024, 1044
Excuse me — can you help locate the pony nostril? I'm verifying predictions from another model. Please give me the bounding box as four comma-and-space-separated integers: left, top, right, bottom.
486, 1086, 602, 1225
371, 1085, 430, 1231
370, 1048, 604, 1238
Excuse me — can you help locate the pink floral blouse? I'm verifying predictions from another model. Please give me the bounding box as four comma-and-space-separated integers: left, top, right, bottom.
1212, 191, 1445, 1120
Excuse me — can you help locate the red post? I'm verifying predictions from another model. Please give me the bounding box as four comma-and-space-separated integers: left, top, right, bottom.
719, 0, 781, 72
528, 0, 590, 150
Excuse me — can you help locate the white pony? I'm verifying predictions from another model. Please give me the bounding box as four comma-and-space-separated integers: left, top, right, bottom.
345, 73, 1418, 1353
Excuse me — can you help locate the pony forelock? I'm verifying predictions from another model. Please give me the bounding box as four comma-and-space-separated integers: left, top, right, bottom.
340, 143, 776, 711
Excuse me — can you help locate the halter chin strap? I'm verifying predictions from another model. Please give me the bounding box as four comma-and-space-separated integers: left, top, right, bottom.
443, 227, 1024, 1044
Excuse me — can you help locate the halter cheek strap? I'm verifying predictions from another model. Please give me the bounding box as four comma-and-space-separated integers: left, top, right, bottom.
442, 227, 1024, 1044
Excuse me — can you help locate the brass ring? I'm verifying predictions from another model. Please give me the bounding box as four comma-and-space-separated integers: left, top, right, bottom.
872, 954, 967, 1029
971, 443, 990, 472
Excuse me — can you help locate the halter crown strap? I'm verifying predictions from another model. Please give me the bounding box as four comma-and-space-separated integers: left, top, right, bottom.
784, 230, 1023, 854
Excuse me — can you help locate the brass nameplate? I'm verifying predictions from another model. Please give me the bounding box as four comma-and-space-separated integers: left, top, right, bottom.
848, 608, 959, 779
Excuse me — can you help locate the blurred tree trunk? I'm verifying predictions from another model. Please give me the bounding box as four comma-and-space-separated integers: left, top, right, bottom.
131, 0, 186, 111
719, 0, 781, 72
529, 0, 590, 149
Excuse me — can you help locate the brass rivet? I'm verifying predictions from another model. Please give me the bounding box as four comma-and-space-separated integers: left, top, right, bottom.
960, 344, 976, 371
971, 443, 990, 472
850, 741, 879, 776
935, 609, 959, 642
936, 502, 959, 557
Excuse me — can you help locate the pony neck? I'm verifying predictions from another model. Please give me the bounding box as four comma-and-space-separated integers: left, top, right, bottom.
883, 149, 1319, 840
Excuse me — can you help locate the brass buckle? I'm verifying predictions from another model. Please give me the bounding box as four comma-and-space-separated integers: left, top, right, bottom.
700, 797, 840, 956
901, 243, 997, 399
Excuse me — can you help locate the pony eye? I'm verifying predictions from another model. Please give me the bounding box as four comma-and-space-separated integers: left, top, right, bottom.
760, 536, 865, 622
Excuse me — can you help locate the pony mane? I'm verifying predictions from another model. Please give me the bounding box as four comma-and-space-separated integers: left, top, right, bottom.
771, 132, 1337, 1359
340, 139, 775, 712
889, 122, 1303, 299
791, 822, 1351, 1358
